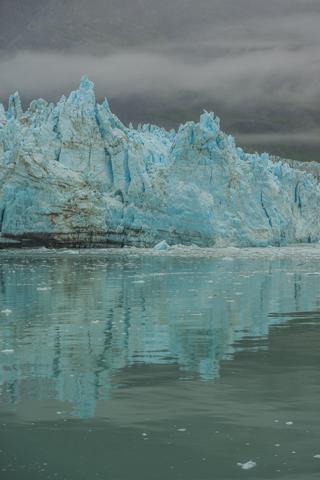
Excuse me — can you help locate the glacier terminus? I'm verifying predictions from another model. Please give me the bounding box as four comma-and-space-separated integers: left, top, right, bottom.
0, 76, 319, 248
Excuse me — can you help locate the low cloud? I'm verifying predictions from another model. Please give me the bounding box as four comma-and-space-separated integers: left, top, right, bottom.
1, 9, 320, 145
1, 5, 320, 159
1, 45, 320, 111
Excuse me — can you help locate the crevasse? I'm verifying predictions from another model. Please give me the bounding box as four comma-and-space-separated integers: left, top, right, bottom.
0, 76, 319, 247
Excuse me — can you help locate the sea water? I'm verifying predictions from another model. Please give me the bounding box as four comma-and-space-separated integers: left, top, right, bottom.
0, 246, 319, 479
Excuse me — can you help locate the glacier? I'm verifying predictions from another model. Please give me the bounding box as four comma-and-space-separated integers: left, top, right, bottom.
0, 75, 319, 248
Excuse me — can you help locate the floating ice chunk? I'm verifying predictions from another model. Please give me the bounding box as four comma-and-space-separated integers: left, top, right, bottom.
285, 421, 293, 425
1, 309, 12, 315
313, 454, 320, 459
237, 460, 257, 470
37, 287, 52, 291
177, 428, 187, 432
1, 349, 14, 354
153, 240, 170, 251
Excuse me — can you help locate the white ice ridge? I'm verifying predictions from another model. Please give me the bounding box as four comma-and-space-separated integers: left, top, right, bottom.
0, 76, 319, 247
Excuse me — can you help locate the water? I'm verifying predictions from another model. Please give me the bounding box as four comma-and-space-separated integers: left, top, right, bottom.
0, 246, 320, 479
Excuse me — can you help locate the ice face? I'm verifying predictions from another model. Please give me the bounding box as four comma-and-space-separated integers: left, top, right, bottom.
0, 76, 319, 247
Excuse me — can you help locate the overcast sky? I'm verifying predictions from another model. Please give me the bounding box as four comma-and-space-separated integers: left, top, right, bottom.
1, 0, 319, 160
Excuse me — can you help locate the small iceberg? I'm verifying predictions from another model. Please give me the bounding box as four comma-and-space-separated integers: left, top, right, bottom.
153, 240, 170, 251
1, 349, 14, 354
237, 460, 257, 470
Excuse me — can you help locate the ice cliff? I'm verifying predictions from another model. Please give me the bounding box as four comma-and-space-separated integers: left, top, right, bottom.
0, 76, 319, 247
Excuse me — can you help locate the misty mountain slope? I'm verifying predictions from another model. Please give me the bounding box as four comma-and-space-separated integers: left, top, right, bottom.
0, 77, 319, 248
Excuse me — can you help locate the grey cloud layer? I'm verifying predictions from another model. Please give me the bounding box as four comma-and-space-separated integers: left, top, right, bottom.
1, 7, 320, 107
1, 1, 319, 160
1, 45, 319, 111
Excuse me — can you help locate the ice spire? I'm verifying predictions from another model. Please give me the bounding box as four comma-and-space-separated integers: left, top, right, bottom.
0, 103, 6, 123
79, 74, 95, 92
7, 91, 23, 120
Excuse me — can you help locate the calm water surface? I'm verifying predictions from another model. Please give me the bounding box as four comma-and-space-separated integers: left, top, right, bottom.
0, 247, 320, 479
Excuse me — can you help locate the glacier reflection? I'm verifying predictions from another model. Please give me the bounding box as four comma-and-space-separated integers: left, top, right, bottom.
0, 251, 318, 418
